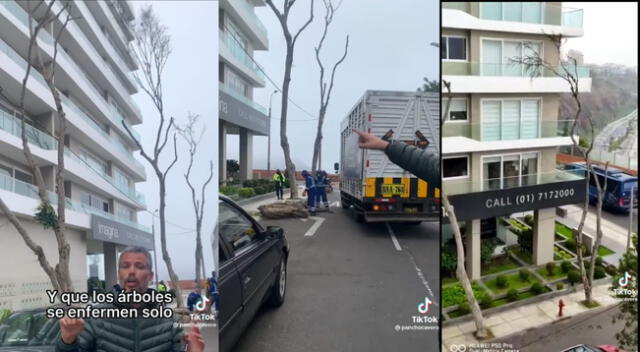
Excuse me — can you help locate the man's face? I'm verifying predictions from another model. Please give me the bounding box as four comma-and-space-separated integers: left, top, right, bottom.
118, 252, 153, 292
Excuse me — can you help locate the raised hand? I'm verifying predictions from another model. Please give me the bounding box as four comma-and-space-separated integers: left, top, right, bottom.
353, 129, 389, 150
59, 317, 85, 344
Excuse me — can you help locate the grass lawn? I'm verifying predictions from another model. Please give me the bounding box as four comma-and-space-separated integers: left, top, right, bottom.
555, 222, 574, 239
484, 272, 540, 295
511, 249, 533, 265
481, 256, 521, 276
536, 266, 567, 281
580, 300, 601, 309
448, 309, 468, 318
442, 276, 458, 287
597, 246, 615, 257
442, 283, 488, 308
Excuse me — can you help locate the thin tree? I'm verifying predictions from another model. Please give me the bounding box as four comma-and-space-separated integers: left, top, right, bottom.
311, 0, 349, 174
176, 113, 214, 293
266, 0, 315, 198
123, 5, 183, 305
611, 234, 637, 350
0, 0, 77, 293
441, 78, 488, 339
511, 34, 608, 305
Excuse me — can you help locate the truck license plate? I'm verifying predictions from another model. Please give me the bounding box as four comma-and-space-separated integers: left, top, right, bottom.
381, 184, 405, 195
404, 207, 418, 214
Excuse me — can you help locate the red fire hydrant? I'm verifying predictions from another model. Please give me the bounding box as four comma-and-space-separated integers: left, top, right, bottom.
558, 299, 565, 317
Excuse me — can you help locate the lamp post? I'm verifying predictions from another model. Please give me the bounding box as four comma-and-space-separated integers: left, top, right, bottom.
267, 90, 278, 177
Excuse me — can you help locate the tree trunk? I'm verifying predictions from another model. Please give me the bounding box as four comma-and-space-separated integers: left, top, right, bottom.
311, 107, 326, 174
281, 43, 298, 198
159, 179, 183, 306
443, 194, 487, 338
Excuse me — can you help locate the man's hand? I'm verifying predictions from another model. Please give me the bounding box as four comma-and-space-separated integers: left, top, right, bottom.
185, 326, 205, 352
59, 317, 85, 345
353, 129, 389, 150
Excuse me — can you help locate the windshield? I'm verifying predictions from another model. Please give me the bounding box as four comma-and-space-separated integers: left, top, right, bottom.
623, 181, 637, 192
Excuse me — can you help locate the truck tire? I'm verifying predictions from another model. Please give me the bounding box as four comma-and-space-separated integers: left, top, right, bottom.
267, 256, 287, 307
340, 193, 350, 209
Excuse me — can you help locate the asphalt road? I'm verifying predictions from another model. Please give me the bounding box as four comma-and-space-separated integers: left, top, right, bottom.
231, 191, 440, 352
493, 303, 630, 352
595, 203, 638, 233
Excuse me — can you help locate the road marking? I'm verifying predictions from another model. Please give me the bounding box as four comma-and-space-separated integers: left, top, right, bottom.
385, 222, 402, 251
403, 246, 439, 307
331, 201, 340, 208
304, 217, 325, 237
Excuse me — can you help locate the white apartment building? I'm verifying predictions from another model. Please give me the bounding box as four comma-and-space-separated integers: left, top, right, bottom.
218, 0, 269, 182
441, 2, 592, 279
0, 0, 151, 310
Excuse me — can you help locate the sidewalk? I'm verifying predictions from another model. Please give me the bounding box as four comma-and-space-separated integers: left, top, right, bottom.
442, 283, 617, 350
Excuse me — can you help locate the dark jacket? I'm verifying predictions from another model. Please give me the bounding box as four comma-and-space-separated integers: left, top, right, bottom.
55, 302, 183, 352
384, 141, 440, 186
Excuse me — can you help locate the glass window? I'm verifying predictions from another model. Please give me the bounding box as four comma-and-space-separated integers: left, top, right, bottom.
503, 155, 520, 188
521, 153, 538, 186
442, 37, 466, 60
443, 157, 468, 178
483, 156, 501, 190
219, 201, 258, 253
14, 169, 33, 184
449, 99, 467, 121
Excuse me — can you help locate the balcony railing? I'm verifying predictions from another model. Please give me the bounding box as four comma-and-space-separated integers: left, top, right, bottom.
219, 30, 265, 81
219, 84, 267, 115
443, 120, 576, 140
442, 62, 590, 78
0, 173, 149, 232
443, 2, 583, 28
444, 169, 584, 196
0, 37, 47, 86
0, 106, 57, 150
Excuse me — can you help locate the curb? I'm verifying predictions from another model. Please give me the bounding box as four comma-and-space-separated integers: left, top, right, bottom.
235, 191, 279, 206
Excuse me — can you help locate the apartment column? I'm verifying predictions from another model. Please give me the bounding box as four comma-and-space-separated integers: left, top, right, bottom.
219, 120, 227, 183
533, 207, 555, 265
104, 242, 118, 289
239, 127, 253, 181
465, 219, 481, 280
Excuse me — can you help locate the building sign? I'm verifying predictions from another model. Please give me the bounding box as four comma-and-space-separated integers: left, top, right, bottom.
91, 215, 154, 249
448, 179, 586, 221
219, 89, 269, 136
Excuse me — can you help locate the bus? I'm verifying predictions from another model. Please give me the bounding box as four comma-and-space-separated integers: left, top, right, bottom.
564, 162, 638, 213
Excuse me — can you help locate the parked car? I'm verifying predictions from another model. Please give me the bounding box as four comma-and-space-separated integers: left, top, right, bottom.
0, 309, 59, 351
560, 344, 626, 352
217, 195, 290, 352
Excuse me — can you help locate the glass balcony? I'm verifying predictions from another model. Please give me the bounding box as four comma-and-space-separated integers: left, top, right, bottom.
0, 37, 47, 86
443, 120, 576, 140
219, 30, 265, 81
0, 173, 149, 232
443, 2, 583, 29
0, 106, 57, 150
442, 62, 590, 78
234, 0, 268, 39
219, 84, 267, 115
444, 169, 585, 196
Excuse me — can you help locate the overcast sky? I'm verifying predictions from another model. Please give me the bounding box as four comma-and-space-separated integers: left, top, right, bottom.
561, 2, 637, 67
131, 1, 218, 280
225, 0, 440, 172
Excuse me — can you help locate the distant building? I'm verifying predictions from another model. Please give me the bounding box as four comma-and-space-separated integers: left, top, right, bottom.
1, 1, 150, 310
218, 0, 269, 183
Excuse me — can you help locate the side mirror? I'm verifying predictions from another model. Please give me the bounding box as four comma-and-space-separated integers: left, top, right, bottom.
266, 226, 284, 239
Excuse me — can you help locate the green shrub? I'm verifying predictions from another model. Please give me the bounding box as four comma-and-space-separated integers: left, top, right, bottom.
565, 238, 576, 251
595, 256, 603, 267
594, 266, 606, 279
457, 301, 470, 315
254, 185, 269, 195
561, 260, 573, 273
480, 294, 493, 309
441, 245, 457, 276
605, 264, 618, 276
546, 262, 557, 276
0, 309, 11, 323
518, 227, 534, 254
498, 217, 511, 227
556, 283, 565, 290
238, 187, 256, 198
481, 239, 497, 265
35, 200, 57, 229
506, 289, 519, 302
568, 270, 581, 285
219, 185, 239, 195
519, 269, 530, 282
496, 275, 508, 289
524, 214, 534, 227
531, 282, 544, 295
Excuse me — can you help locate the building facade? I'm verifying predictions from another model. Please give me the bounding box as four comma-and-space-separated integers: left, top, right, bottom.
0, 0, 151, 310
218, 0, 269, 183
441, 2, 592, 279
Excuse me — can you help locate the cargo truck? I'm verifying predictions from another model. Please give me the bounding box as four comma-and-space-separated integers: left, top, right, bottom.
339, 90, 440, 223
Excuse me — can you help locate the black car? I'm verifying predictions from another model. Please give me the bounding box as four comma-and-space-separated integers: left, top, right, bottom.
0, 309, 59, 351
218, 196, 290, 352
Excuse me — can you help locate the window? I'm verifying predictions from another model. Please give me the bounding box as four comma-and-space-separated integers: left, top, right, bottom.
441, 36, 467, 60
448, 99, 468, 121
481, 39, 542, 77
481, 98, 541, 141
113, 168, 131, 192
81, 193, 109, 213
482, 152, 539, 190
443, 156, 469, 179
218, 201, 257, 253
224, 69, 250, 98
116, 204, 134, 221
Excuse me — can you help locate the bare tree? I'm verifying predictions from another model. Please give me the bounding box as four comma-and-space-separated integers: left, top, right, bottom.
266, 0, 315, 198
441, 78, 488, 339
511, 34, 607, 305
0, 0, 77, 293
176, 113, 214, 293
124, 5, 183, 305
310, 0, 348, 174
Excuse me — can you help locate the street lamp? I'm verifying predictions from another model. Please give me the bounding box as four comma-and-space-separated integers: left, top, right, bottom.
267, 90, 278, 177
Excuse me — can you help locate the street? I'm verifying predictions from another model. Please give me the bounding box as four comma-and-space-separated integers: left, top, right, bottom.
232, 191, 440, 351
493, 303, 629, 352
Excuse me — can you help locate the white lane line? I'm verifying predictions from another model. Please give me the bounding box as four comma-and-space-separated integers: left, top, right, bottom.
304, 216, 325, 237
330, 201, 340, 208
404, 247, 438, 307
385, 222, 402, 251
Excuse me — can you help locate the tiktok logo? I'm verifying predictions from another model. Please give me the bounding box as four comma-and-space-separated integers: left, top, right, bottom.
417, 297, 432, 314
196, 295, 210, 312
619, 272, 632, 287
